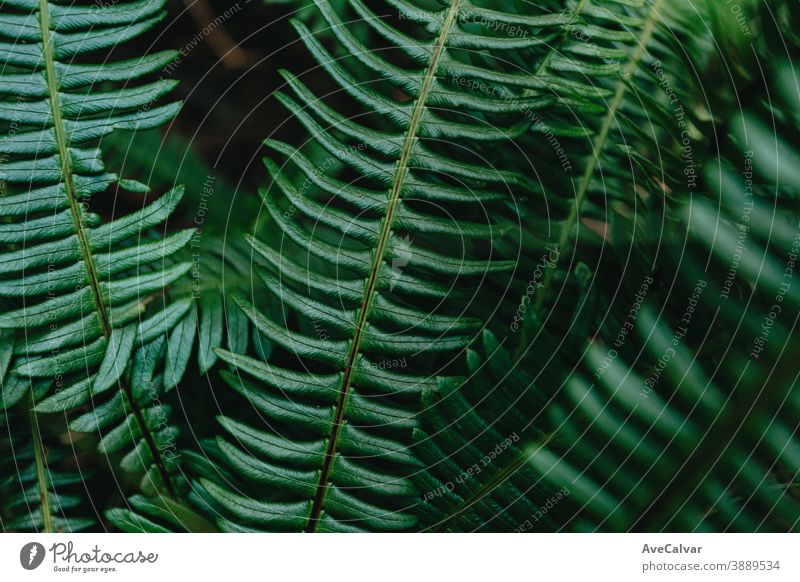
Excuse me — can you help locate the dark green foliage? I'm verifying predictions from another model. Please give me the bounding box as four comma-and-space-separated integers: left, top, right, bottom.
1, 0, 797, 533
414, 0, 800, 532
0, 0, 194, 516
525, 25, 800, 531
200, 0, 635, 532
0, 384, 95, 531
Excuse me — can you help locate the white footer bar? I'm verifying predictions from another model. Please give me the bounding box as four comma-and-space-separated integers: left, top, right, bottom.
0, 533, 796, 581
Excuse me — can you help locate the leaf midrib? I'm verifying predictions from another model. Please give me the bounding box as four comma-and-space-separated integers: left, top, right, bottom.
305, 0, 463, 531
30, 407, 53, 532
534, 0, 666, 311
37, 0, 176, 498
38, 0, 110, 336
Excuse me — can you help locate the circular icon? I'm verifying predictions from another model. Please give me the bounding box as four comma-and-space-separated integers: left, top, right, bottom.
20, 542, 46, 570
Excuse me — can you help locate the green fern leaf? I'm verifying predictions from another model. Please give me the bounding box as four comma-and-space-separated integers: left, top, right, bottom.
198, 0, 616, 532
0, 0, 191, 499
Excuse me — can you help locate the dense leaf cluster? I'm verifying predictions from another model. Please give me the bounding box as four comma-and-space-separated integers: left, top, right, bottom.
1, 0, 797, 532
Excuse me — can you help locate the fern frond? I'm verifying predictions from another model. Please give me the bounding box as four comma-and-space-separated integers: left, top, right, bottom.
412, 263, 596, 531
193, 0, 639, 532
0, 0, 194, 498
418, 0, 800, 532
402, 0, 693, 530
105, 492, 218, 533
157, 236, 254, 387
1, 392, 94, 532
527, 43, 800, 530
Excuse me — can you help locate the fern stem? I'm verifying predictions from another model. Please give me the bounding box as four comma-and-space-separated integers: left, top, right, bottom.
29, 408, 53, 533
37, 0, 177, 499
37, 0, 110, 337
305, 0, 463, 532
534, 0, 665, 312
